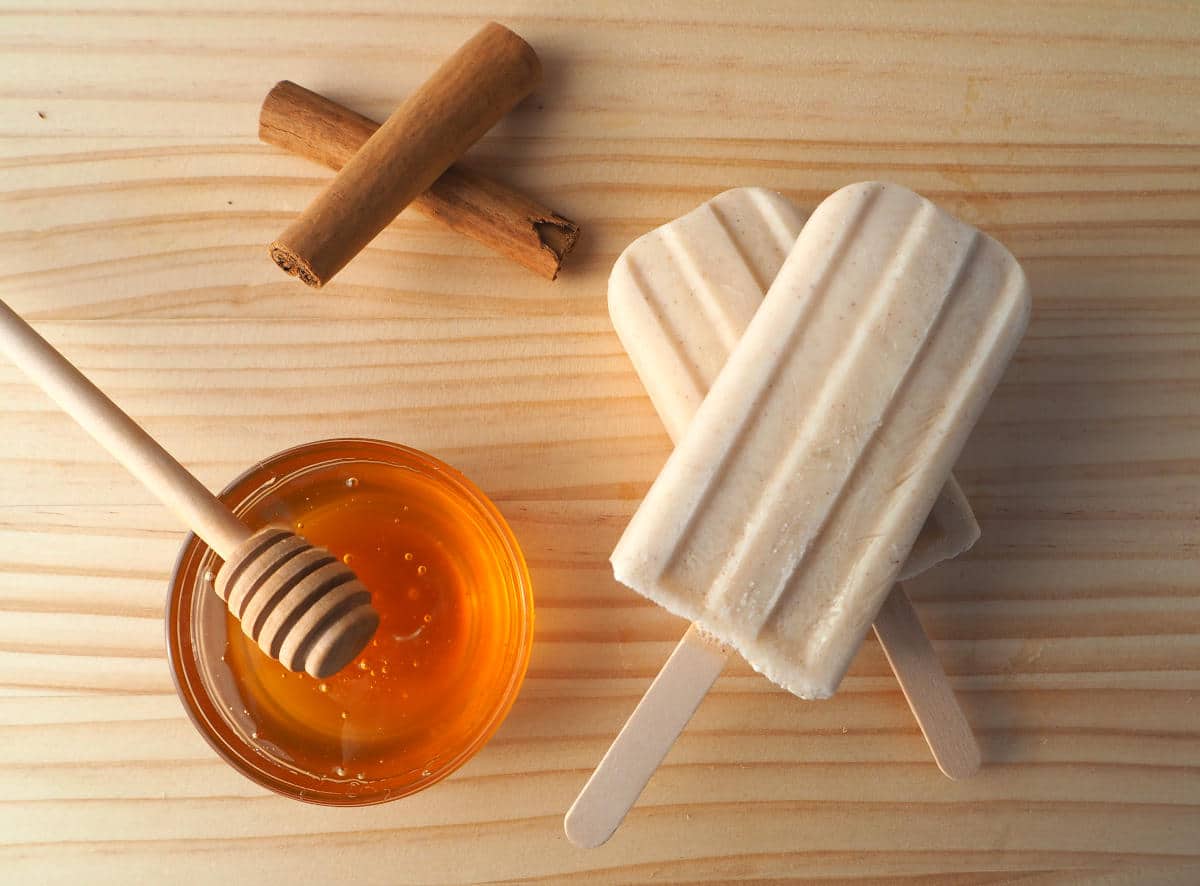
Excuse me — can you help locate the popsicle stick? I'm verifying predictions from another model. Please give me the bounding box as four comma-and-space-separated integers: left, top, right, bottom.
565, 624, 728, 848
565, 583, 979, 847
873, 585, 981, 779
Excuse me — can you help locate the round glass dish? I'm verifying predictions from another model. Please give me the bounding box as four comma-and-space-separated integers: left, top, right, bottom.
166, 438, 533, 805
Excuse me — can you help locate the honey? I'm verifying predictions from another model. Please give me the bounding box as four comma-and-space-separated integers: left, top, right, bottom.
167, 439, 533, 804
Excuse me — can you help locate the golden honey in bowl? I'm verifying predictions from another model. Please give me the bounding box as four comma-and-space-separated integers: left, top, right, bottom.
167, 439, 533, 805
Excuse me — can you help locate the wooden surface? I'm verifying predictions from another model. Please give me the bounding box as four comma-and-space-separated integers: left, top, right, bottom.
0, 1, 1197, 882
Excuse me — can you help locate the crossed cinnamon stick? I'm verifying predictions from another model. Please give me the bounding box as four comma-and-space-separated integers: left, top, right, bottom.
260, 24, 578, 285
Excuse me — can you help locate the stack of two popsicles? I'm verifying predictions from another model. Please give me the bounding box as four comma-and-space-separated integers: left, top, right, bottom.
566, 183, 1030, 846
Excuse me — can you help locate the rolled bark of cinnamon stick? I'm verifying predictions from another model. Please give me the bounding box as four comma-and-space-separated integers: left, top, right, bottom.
260, 81, 578, 281
269, 22, 544, 287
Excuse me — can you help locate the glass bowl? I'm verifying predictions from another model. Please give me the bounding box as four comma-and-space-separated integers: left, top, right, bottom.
166, 438, 533, 805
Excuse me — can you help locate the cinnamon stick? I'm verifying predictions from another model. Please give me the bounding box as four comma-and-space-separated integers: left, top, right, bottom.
269, 22, 546, 287
260, 81, 578, 281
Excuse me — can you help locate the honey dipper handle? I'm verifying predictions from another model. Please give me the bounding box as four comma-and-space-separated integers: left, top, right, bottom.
0, 300, 249, 559
874, 584, 982, 780
565, 623, 728, 848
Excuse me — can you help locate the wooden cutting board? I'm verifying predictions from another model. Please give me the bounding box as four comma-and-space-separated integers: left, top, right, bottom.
0, 2, 1197, 883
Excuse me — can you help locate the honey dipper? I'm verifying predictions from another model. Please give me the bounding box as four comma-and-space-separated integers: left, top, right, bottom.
0, 299, 379, 677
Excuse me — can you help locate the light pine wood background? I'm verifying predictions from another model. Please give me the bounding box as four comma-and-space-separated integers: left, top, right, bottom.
1, 2, 1197, 883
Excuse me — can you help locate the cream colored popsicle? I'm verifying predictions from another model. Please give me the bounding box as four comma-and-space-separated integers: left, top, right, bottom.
612, 181, 1030, 700
565, 186, 991, 848
610, 187, 980, 584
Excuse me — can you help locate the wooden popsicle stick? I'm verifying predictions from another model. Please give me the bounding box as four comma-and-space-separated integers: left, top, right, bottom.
565, 584, 979, 847
565, 623, 728, 849
873, 584, 981, 779
0, 299, 378, 677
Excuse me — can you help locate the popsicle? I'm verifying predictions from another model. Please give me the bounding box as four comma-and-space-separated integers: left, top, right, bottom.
566, 187, 986, 847
566, 177, 1027, 840
608, 187, 980, 582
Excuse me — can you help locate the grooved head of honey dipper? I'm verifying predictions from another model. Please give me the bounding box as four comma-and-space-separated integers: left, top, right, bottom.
214, 527, 379, 678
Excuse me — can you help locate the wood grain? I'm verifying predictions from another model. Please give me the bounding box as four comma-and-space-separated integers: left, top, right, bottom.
0, 1, 1197, 883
